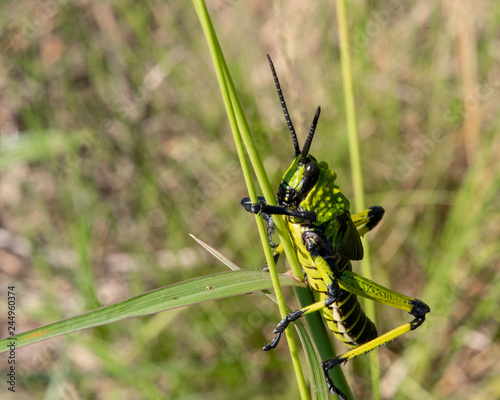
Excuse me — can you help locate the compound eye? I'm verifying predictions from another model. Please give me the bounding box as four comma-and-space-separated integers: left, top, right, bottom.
304, 162, 318, 177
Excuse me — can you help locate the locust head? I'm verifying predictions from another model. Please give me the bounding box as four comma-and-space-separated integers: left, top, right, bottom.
277, 107, 322, 208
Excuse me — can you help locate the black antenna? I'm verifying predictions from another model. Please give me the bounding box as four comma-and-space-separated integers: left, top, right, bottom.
266, 54, 301, 157
300, 106, 321, 165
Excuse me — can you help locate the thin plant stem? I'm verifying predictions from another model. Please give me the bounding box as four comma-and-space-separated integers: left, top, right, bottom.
192, 1, 310, 398
335, 1, 381, 399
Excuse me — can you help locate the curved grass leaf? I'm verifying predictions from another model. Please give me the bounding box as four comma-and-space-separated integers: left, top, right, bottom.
295, 320, 329, 400
0, 270, 301, 353
190, 233, 240, 271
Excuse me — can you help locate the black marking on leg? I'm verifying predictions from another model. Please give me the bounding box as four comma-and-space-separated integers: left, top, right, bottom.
303, 230, 344, 278
241, 196, 266, 214
409, 299, 431, 317
322, 357, 345, 371
263, 309, 305, 351
410, 316, 426, 330
322, 360, 348, 400
265, 215, 278, 248
326, 281, 341, 299
366, 206, 385, 231
406, 300, 429, 331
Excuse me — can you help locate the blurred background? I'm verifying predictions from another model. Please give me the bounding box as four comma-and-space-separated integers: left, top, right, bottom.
0, 1, 499, 399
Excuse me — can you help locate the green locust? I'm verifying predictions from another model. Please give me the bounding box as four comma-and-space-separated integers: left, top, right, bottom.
241, 55, 430, 399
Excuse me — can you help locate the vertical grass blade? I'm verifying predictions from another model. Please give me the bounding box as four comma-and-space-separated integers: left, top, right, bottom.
335, 1, 380, 399
192, 1, 309, 398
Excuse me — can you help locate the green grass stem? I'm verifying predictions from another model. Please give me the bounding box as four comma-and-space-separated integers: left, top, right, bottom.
192, 1, 309, 398
335, 1, 380, 399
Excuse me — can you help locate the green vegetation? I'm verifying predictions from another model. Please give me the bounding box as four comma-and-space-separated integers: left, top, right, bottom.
0, 1, 499, 399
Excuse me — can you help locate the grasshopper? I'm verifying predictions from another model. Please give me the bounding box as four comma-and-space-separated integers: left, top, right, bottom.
242, 55, 430, 399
